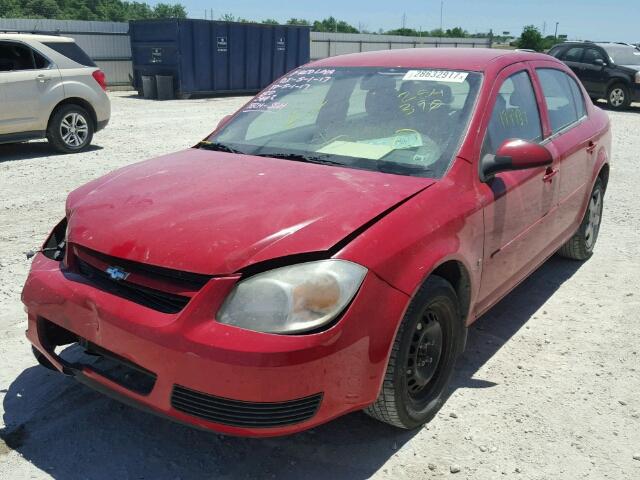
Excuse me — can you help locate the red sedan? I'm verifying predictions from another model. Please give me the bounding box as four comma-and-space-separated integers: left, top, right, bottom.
22, 48, 610, 437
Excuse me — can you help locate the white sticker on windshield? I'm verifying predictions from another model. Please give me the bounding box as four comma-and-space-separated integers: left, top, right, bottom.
403, 70, 468, 83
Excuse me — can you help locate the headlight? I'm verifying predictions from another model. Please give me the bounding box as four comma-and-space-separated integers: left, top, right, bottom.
217, 260, 368, 334
635, 71, 640, 84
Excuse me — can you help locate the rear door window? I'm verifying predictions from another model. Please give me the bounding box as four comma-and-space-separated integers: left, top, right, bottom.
562, 47, 584, 62
483, 70, 543, 155
0, 41, 50, 71
536, 68, 584, 134
43, 42, 96, 67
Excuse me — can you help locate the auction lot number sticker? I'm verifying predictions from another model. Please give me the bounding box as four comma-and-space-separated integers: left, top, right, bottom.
403, 70, 469, 83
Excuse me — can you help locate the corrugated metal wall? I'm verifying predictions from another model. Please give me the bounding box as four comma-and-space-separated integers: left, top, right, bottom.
1, 19, 491, 89
310, 32, 492, 60
0, 18, 131, 87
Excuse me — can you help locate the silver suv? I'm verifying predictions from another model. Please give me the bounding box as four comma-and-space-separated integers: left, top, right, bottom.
0, 34, 110, 153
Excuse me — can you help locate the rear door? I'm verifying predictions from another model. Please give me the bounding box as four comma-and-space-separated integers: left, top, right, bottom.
0, 41, 62, 135
476, 64, 560, 314
532, 62, 593, 242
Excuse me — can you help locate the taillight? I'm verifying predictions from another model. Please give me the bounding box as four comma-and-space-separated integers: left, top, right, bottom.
92, 70, 107, 91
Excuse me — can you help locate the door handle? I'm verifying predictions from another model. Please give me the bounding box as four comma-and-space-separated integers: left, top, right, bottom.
586, 141, 597, 153
36, 74, 50, 83
543, 167, 559, 183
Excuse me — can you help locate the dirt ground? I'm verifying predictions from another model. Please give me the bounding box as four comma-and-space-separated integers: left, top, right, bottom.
1, 92, 639, 480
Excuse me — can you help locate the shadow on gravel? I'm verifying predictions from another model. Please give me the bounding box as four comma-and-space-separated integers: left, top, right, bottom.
1, 256, 582, 479
0, 142, 102, 163
452, 256, 583, 392
594, 100, 640, 113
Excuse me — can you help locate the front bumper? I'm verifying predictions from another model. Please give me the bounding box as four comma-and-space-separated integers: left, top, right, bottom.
632, 83, 640, 103
22, 253, 408, 437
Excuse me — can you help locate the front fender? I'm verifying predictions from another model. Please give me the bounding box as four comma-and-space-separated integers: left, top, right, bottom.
336, 160, 484, 326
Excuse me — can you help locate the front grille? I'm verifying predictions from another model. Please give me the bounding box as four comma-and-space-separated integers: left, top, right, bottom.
171, 385, 323, 428
77, 258, 191, 314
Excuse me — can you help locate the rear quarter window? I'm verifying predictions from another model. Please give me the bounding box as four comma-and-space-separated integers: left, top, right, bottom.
43, 42, 95, 67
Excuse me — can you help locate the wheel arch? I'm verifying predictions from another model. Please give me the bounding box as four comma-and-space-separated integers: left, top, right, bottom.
430, 259, 473, 324
48, 97, 98, 131
597, 162, 610, 192
605, 77, 632, 94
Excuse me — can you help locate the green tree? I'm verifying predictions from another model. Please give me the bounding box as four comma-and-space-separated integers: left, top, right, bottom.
286, 18, 309, 26
152, 3, 185, 18
386, 27, 420, 36
445, 27, 468, 38
0, 0, 24, 17
312, 16, 358, 33
23, 0, 62, 18
517, 25, 544, 51
261, 18, 279, 25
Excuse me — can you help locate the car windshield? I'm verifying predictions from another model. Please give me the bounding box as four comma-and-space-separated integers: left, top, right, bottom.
602, 46, 640, 65
206, 67, 482, 178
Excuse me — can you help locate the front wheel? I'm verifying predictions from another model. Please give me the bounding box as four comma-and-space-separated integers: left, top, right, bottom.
47, 105, 94, 153
607, 83, 631, 110
365, 276, 465, 429
558, 178, 604, 260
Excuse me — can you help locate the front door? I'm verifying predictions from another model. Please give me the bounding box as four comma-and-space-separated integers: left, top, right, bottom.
0, 41, 61, 136
476, 65, 560, 315
579, 47, 609, 97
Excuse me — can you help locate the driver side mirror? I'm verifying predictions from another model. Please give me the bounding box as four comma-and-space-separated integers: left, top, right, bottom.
593, 58, 605, 67
481, 139, 553, 182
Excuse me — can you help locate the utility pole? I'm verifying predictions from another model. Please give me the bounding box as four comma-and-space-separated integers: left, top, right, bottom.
440, 0, 444, 35
402, 13, 406, 30
554, 22, 559, 39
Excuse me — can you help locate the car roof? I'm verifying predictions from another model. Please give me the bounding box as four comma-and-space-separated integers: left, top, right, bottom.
308, 47, 555, 72
0, 33, 74, 43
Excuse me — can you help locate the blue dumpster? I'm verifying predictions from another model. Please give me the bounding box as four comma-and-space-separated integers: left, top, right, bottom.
129, 19, 311, 98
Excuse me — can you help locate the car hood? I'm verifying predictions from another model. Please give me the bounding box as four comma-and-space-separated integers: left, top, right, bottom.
619, 64, 640, 73
66, 148, 434, 275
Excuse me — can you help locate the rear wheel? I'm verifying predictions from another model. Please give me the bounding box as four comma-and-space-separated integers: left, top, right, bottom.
607, 83, 631, 110
558, 178, 604, 260
365, 276, 465, 429
47, 105, 94, 153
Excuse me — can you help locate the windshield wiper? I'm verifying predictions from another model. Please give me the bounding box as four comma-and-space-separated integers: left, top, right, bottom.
375, 162, 433, 176
195, 141, 244, 154
253, 152, 346, 167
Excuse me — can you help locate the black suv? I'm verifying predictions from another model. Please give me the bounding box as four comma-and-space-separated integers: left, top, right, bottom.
548, 41, 640, 110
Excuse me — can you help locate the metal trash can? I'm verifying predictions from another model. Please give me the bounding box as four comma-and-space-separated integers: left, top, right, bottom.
156, 75, 174, 100
141, 75, 157, 99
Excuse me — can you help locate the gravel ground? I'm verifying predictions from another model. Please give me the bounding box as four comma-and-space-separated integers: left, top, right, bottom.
1, 92, 639, 480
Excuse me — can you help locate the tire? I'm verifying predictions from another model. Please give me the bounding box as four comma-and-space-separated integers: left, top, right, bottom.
558, 178, 604, 261
32, 346, 56, 371
606, 83, 631, 110
47, 104, 94, 153
365, 276, 466, 429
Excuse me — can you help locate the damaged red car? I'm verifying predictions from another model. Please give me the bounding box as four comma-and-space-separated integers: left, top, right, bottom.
22, 48, 611, 437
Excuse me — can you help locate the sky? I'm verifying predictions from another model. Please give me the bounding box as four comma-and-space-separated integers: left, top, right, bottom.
150, 0, 636, 43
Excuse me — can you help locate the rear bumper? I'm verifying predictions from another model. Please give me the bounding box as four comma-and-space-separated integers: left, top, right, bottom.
22, 253, 408, 437
96, 119, 109, 132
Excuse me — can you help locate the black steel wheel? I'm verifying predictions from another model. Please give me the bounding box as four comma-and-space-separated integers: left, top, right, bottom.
365, 275, 466, 429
